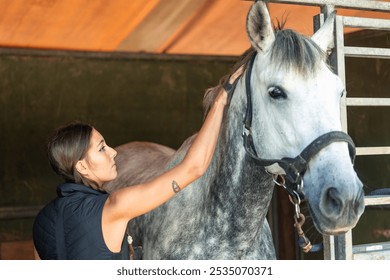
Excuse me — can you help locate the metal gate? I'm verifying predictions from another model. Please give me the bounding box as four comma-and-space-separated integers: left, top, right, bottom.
264, 0, 390, 260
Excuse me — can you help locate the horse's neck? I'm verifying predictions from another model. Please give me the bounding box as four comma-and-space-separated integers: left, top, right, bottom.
204, 87, 274, 233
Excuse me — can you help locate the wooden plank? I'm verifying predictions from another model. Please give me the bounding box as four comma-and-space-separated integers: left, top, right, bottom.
0, 0, 159, 51
117, 0, 207, 52
0, 240, 34, 260
0, 206, 43, 219
162, 0, 252, 55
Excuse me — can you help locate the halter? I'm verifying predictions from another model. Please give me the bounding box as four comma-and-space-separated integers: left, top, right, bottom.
236, 52, 356, 253
241, 52, 356, 200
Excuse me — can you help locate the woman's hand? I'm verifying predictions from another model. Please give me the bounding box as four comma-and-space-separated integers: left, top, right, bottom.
217, 65, 244, 106
230, 65, 244, 84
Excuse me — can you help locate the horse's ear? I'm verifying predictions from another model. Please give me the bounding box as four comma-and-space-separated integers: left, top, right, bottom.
311, 12, 336, 54
246, 0, 275, 53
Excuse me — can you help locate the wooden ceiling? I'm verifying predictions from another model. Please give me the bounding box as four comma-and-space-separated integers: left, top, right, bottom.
0, 0, 389, 56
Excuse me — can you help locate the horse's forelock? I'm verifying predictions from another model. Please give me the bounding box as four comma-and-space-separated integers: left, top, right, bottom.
270, 29, 326, 76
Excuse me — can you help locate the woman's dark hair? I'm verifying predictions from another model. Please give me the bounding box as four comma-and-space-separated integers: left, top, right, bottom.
47, 122, 100, 190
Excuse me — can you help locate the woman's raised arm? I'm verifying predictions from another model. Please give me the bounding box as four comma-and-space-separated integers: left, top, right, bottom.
104, 86, 227, 222
102, 68, 243, 252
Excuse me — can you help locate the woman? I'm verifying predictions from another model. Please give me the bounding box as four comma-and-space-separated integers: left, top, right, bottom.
33, 69, 242, 260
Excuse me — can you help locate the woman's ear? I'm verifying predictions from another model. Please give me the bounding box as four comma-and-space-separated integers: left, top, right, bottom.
75, 160, 88, 176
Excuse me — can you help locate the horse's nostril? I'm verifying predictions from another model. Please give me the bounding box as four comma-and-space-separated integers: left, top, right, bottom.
324, 187, 343, 216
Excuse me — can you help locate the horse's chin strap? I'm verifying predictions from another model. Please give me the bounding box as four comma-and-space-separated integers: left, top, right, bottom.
241, 52, 357, 254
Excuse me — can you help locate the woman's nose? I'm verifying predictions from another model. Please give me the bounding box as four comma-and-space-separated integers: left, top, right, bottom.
110, 146, 117, 158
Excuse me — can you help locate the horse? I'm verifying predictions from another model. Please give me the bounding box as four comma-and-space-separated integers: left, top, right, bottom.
104, 1, 365, 259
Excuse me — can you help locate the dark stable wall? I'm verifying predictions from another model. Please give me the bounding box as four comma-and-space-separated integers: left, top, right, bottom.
0, 48, 236, 241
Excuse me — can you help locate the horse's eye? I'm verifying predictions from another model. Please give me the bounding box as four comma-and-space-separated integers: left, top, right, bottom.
268, 86, 287, 99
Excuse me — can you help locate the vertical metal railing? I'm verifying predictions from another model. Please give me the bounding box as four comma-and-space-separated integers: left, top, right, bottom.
254, 0, 390, 260
328, 12, 390, 260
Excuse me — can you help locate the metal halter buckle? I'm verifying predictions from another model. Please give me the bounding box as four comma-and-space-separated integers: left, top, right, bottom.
242, 124, 251, 137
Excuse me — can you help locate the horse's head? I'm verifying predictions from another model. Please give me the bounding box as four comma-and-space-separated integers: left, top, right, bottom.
244, 1, 364, 235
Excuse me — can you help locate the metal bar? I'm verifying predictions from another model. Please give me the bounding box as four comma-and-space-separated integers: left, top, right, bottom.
357, 147, 390, 156
335, 16, 348, 132
343, 16, 390, 30
260, 0, 390, 12
353, 242, 390, 260
332, 13, 350, 262
364, 195, 390, 206
323, 235, 336, 260
353, 250, 390, 260
0, 206, 43, 219
335, 231, 353, 260
354, 242, 390, 253
344, 46, 390, 59
347, 98, 390, 106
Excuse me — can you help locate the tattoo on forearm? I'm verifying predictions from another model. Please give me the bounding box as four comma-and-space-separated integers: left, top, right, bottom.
172, 180, 181, 193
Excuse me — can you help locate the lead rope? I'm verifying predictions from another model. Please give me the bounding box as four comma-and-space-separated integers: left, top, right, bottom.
273, 175, 322, 254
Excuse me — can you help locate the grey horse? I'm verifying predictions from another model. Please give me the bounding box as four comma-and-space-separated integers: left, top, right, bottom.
104, 1, 365, 259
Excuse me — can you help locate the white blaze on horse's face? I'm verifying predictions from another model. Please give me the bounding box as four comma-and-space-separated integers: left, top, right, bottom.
246, 1, 364, 235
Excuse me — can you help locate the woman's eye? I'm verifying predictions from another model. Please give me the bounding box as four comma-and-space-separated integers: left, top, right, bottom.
99, 146, 106, 152
268, 86, 287, 99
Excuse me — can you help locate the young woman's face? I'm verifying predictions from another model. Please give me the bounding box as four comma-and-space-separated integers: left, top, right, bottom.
78, 128, 118, 187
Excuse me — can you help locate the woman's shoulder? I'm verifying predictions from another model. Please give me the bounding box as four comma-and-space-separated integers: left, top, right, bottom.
56, 183, 109, 218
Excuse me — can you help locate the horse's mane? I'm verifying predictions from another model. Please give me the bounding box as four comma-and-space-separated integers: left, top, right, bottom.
202, 48, 255, 119
202, 26, 326, 118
